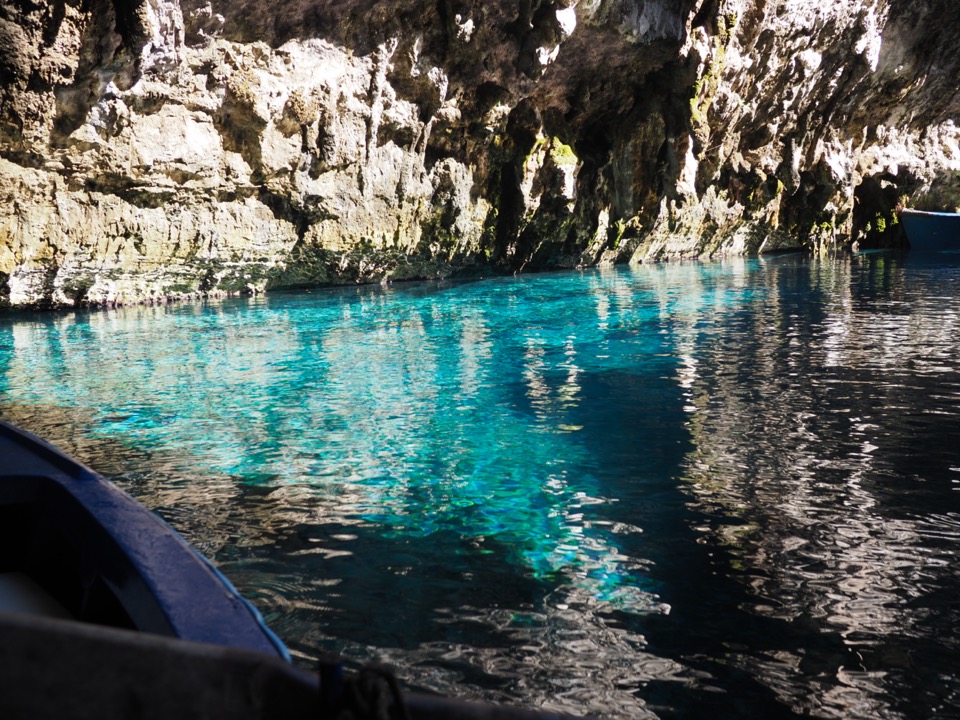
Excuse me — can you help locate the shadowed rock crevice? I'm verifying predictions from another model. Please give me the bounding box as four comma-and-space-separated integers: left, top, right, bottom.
491, 99, 540, 268
111, 0, 151, 50
852, 174, 912, 249
52, 0, 146, 142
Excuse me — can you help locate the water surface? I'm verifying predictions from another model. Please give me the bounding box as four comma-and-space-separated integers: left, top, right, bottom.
1, 252, 959, 718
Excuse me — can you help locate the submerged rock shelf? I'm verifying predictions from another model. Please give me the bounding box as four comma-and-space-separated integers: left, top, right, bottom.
1, 0, 959, 308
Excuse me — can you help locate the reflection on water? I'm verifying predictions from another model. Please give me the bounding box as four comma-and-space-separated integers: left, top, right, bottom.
1, 252, 959, 718
673, 254, 960, 718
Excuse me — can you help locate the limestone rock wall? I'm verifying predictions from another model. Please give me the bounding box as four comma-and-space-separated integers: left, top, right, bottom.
633, 0, 960, 262
0, 0, 957, 306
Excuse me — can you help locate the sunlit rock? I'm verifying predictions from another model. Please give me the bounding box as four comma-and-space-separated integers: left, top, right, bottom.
0, 0, 958, 306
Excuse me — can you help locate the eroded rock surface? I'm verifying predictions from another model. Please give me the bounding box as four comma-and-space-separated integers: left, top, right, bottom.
0, 0, 957, 306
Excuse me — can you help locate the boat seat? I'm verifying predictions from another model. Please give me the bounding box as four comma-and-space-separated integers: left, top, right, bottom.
0, 571, 72, 619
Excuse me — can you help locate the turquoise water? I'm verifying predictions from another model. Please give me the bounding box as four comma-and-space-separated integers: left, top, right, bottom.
2, 253, 959, 718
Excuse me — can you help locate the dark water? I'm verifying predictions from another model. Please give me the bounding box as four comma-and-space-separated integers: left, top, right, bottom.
1, 252, 959, 718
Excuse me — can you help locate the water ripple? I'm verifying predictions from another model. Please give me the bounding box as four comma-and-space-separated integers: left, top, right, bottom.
2, 254, 960, 718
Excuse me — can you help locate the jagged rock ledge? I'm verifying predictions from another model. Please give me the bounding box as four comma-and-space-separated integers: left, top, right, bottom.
1, 0, 958, 308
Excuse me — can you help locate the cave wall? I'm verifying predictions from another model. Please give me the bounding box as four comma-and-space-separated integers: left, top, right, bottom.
0, 0, 957, 306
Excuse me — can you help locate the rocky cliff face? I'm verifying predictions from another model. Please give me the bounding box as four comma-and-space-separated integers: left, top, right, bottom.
1, 0, 958, 307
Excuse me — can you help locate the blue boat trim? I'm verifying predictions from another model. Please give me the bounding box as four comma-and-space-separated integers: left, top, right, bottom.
190, 547, 291, 661
0, 419, 289, 659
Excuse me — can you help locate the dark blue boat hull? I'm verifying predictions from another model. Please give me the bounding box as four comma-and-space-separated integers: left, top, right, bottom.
0, 420, 287, 657
900, 209, 960, 253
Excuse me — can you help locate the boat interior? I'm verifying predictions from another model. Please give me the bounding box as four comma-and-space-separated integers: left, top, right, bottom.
0, 474, 166, 632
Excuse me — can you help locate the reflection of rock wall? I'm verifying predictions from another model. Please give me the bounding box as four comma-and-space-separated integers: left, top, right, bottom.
1, 1, 958, 306
670, 256, 960, 716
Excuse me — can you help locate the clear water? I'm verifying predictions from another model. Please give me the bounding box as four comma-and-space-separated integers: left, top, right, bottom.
1, 252, 959, 719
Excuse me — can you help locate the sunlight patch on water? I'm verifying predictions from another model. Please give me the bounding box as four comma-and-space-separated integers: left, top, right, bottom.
0, 273, 693, 615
